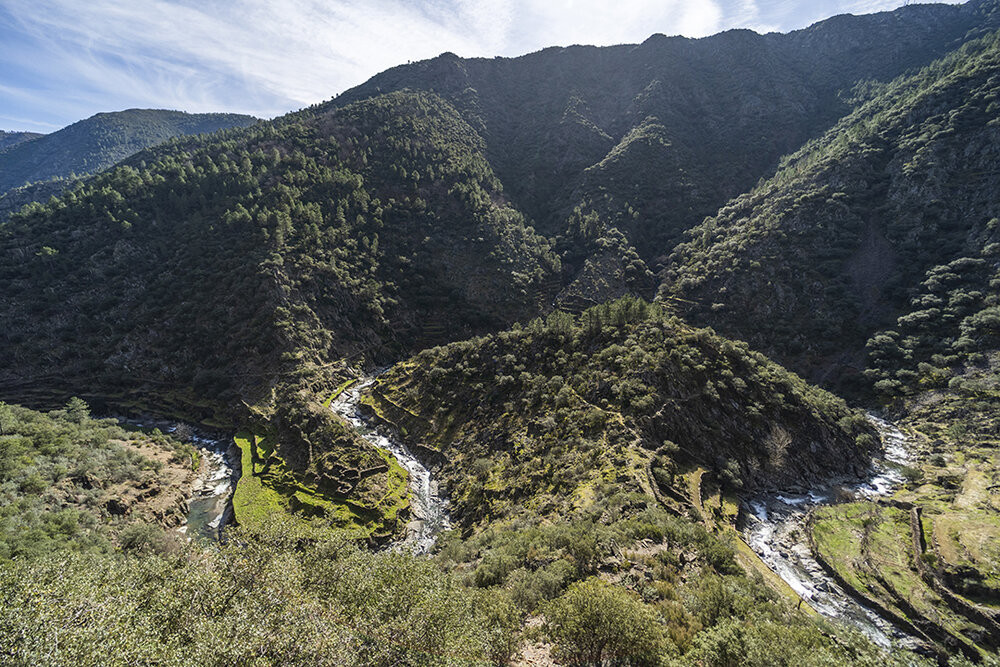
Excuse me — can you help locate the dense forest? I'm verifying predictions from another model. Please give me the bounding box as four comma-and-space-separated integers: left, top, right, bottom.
0, 109, 258, 194
664, 31, 1000, 394
3, 0, 1000, 664
367, 298, 875, 531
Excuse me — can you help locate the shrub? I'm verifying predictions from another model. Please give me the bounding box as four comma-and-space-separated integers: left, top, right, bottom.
118, 522, 174, 555
543, 577, 668, 666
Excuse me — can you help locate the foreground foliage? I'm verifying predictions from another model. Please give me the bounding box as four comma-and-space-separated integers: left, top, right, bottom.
0, 399, 195, 559
0, 519, 939, 667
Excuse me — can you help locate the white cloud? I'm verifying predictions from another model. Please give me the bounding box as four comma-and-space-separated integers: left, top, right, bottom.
507, 0, 724, 47
2, 0, 733, 123
2, 0, 503, 119
0, 0, 973, 130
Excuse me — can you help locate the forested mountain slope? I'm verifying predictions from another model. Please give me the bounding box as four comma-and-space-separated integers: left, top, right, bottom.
0, 130, 42, 152
333, 0, 1000, 271
0, 109, 258, 194
365, 298, 876, 532
0, 91, 556, 424
662, 30, 1000, 393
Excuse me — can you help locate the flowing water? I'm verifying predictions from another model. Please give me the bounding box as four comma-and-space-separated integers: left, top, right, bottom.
741, 415, 918, 649
330, 377, 450, 554
179, 433, 235, 542
118, 417, 235, 541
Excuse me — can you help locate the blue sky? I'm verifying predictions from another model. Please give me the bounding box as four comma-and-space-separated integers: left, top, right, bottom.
0, 0, 965, 133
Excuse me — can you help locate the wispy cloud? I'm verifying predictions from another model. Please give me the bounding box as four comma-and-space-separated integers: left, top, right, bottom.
0, 0, 969, 132
0, 0, 733, 130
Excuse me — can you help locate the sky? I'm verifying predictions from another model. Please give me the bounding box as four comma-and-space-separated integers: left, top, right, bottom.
0, 0, 967, 133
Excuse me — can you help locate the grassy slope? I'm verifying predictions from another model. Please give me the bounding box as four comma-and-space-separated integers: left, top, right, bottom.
232, 432, 409, 540
808, 355, 1000, 658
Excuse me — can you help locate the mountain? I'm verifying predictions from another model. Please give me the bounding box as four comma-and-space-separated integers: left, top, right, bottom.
0, 130, 43, 152
332, 0, 1000, 281
365, 298, 876, 532
4, 3, 999, 420
1, 2, 998, 532
4, 3, 1000, 663
0, 180, 68, 219
0, 91, 557, 426
0, 109, 258, 195
662, 30, 1000, 394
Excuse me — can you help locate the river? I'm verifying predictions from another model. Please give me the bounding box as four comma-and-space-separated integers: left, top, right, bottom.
117, 417, 235, 542
329, 376, 451, 554
178, 432, 235, 542
741, 415, 918, 649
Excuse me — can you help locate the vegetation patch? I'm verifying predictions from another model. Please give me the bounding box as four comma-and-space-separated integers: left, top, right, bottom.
369, 297, 876, 533
0, 399, 198, 560
232, 431, 409, 540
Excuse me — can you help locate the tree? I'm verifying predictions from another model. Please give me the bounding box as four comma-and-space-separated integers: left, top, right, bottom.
543, 577, 667, 666
65, 397, 90, 423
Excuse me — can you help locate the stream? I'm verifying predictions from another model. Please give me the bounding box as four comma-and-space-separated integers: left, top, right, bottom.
118, 417, 235, 542
330, 377, 451, 554
741, 415, 918, 649
178, 432, 235, 542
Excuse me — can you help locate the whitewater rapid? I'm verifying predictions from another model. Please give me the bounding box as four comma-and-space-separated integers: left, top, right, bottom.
741, 415, 918, 649
330, 377, 451, 554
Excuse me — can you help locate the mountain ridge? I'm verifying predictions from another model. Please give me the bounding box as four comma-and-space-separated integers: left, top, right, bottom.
330, 0, 999, 259
0, 130, 43, 152
0, 108, 259, 196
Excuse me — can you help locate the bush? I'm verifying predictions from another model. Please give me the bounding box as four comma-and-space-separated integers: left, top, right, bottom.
543, 577, 668, 666
118, 522, 174, 555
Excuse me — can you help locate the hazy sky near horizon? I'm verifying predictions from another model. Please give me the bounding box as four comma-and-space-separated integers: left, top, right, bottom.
0, 0, 966, 133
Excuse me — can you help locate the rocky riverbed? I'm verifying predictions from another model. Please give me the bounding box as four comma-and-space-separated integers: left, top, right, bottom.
178, 433, 236, 542
330, 376, 451, 554
741, 415, 920, 649
116, 416, 236, 541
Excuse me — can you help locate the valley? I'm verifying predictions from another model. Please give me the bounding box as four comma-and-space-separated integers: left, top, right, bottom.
331, 375, 451, 554
742, 416, 920, 651
3, 0, 1000, 664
